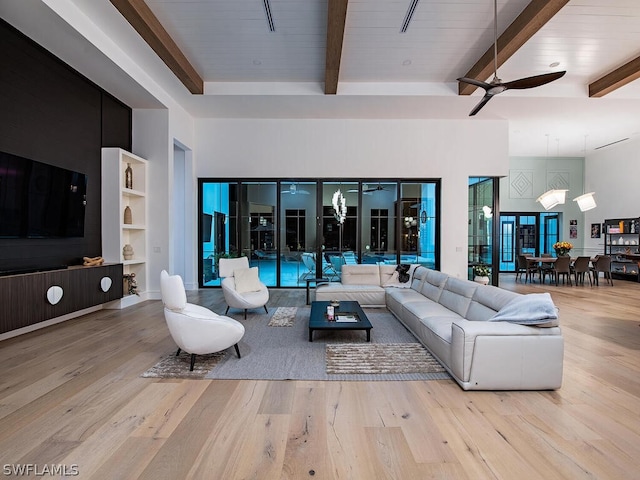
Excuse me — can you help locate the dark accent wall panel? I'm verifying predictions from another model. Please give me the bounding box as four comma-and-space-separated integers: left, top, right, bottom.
102, 93, 132, 149
0, 18, 131, 272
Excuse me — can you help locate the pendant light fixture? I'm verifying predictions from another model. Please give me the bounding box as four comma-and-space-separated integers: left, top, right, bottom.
573, 136, 597, 211
573, 192, 597, 211
536, 189, 567, 210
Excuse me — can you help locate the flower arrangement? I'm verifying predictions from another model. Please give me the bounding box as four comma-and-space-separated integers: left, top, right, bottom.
553, 241, 573, 256
473, 264, 490, 277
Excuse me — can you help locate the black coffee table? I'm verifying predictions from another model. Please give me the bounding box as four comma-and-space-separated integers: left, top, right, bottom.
308, 300, 372, 342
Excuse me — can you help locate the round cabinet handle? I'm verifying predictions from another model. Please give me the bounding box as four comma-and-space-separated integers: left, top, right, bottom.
100, 276, 113, 292
47, 286, 64, 305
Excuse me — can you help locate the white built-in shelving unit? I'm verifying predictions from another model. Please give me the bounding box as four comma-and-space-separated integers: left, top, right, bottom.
101, 148, 148, 307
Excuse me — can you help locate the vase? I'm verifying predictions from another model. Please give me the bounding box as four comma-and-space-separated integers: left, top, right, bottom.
474, 275, 490, 285
123, 206, 132, 224
122, 244, 134, 260
125, 163, 133, 189
555, 249, 570, 257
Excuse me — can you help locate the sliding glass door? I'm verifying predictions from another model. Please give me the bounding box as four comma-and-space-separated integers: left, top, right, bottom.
199, 179, 440, 287
279, 181, 317, 287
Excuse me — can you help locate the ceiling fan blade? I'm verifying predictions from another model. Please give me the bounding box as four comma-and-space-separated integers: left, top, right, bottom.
457, 77, 492, 91
503, 71, 566, 90
469, 93, 494, 116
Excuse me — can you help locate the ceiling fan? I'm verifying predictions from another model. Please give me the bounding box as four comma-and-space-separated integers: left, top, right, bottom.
457, 0, 566, 116
363, 183, 387, 193
281, 184, 309, 195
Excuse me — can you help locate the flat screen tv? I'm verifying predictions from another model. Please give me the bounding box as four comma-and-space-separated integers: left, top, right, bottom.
0, 151, 87, 238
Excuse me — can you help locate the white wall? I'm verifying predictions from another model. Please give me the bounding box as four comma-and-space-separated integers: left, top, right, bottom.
584, 137, 640, 255
195, 118, 509, 278
500, 156, 587, 253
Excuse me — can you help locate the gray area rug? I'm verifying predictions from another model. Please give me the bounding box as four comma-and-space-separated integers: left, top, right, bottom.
203, 306, 451, 381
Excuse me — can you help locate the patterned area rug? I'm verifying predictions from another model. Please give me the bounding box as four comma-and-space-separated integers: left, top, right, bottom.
326, 343, 447, 375
142, 351, 226, 379
267, 306, 297, 327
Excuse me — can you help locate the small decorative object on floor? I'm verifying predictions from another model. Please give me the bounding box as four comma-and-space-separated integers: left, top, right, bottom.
553, 241, 573, 256
124, 162, 133, 189
122, 244, 134, 260
123, 206, 132, 224
83, 256, 104, 266
472, 265, 490, 284
123, 273, 138, 295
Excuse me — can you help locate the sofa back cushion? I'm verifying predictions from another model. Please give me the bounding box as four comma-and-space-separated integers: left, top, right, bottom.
438, 277, 477, 317
341, 264, 381, 285
466, 285, 521, 321
409, 266, 427, 290
418, 268, 448, 302
379, 265, 398, 285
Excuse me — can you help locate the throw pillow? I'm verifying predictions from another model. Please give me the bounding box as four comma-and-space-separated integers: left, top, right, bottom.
489, 293, 558, 326
396, 264, 411, 283
234, 267, 262, 293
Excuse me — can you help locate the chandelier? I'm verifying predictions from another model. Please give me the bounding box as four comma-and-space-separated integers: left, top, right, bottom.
332, 189, 347, 224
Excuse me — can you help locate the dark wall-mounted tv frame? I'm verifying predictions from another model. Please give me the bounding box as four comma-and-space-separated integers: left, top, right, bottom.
0, 151, 87, 239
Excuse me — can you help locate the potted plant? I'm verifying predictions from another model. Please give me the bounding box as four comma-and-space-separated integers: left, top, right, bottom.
473, 264, 491, 284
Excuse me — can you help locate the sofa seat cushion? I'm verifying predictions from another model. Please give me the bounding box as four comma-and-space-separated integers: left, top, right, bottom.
403, 300, 462, 321
385, 288, 427, 318
385, 287, 426, 305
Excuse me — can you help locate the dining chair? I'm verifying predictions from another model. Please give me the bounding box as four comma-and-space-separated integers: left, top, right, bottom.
572, 256, 592, 286
591, 255, 613, 286
539, 253, 554, 283
516, 254, 538, 283
551, 255, 572, 286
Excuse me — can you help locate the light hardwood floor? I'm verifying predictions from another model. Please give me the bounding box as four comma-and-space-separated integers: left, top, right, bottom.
1, 274, 639, 479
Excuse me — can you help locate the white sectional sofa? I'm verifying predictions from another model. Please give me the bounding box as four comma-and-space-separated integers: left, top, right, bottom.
316, 264, 564, 391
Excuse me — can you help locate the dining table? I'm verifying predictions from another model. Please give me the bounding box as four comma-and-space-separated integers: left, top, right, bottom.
527, 256, 598, 285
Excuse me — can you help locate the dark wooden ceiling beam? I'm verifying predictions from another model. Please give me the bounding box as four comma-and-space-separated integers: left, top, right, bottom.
458, 0, 569, 96
325, 0, 349, 95
589, 55, 640, 97
110, 0, 203, 94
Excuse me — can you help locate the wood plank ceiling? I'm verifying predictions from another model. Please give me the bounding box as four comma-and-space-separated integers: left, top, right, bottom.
110, 0, 640, 99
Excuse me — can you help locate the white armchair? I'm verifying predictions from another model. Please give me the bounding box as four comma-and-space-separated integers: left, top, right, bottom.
218, 256, 269, 319
160, 270, 245, 371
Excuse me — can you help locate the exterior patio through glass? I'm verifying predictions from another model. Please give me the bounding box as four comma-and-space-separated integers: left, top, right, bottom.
199, 179, 440, 287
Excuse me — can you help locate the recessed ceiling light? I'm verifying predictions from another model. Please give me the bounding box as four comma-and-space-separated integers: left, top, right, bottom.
549, 61, 560, 68
402, 59, 412, 66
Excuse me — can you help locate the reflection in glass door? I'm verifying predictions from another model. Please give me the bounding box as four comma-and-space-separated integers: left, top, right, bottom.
279, 181, 316, 286
360, 182, 397, 264
242, 182, 277, 286
322, 182, 358, 279
399, 183, 437, 267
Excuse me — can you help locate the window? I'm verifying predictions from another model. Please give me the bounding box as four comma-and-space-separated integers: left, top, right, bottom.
199, 179, 440, 287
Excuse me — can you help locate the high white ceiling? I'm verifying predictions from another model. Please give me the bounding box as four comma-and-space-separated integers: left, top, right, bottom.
4, 0, 640, 157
